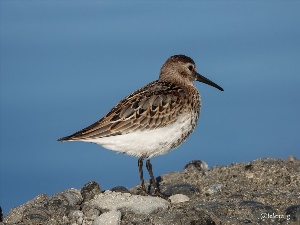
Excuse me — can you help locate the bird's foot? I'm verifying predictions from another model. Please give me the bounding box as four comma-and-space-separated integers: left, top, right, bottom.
137, 185, 149, 196
153, 188, 169, 200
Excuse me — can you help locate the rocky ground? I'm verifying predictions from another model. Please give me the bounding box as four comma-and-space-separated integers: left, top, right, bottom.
1, 157, 300, 225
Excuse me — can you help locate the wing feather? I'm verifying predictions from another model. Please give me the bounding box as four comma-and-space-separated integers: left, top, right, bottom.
58, 81, 190, 141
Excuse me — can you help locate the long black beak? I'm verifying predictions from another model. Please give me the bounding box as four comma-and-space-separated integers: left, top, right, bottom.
196, 73, 224, 91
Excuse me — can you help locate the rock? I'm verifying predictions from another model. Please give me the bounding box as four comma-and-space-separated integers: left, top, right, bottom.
3, 157, 300, 224
183, 160, 208, 173
285, 204, 300, 222
84, 190, 169, 215
205, 184, 223, 195
22, 207, 50, 225
163, 183, 199, 197
69, 210, 84, 224
4, 189, 82, 225
288, 155, 300, 172
4, 194, 48, 224
92, 210, 121, 225
49, 188, 82, 207
47, 188, 82, 223
169, 194, 190, 203
121, 205, 215, 225
81, 181, 102, 202
111, 186, 130, 193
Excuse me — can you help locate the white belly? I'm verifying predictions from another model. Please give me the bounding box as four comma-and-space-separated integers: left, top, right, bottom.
79, 114, 194, 158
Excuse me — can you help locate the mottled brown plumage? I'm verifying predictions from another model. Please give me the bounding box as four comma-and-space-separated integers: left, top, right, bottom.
59, 81, 197, 143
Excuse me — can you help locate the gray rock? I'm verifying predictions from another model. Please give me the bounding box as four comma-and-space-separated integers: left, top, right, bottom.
163, 183, 199, 197
205, 184, 223, 195
4, 189, 82, 225
49, 188, 82, 207
81, 204, 101, 222
183, 159, 208, 173
92, 210, 121, 225
111, 186, 130, 193
169, 194, 190, 203
120, 205, 214, 225
22, 207, 50, 225
4, 194, 48, 224
3, 156, 300, 225
81, 181, 102, 202
84, 190, 169, 215
69, 210, 84, 224
285, 204, 300, 222
47, 188, 82, 223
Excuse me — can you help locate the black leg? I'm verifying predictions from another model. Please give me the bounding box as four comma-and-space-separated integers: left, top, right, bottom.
146, 159, 168, 199
138, 156, 147, 195
146, 159, 158, 191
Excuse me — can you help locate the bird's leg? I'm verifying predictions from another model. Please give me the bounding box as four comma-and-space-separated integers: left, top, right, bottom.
146, 159, 168, 199
138, 156, 147, 195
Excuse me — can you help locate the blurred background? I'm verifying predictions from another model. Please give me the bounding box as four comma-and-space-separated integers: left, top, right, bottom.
1, 1, 299, 216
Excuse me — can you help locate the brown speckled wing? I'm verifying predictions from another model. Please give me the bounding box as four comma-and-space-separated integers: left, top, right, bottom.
58, 81, 194, 141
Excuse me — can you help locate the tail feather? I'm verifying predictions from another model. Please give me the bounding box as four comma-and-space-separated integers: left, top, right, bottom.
57, 136, 71, 142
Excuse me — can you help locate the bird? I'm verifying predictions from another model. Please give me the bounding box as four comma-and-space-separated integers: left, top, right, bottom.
58, 54, 223, 197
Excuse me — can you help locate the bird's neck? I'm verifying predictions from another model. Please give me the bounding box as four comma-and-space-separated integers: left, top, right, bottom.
159, 71, 195, 88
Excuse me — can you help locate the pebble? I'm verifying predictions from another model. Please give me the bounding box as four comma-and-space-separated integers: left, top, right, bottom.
92, 210, 121, 225
110, 186, 130, 193
49, 188, 82, 207
183, 160, 208, 173
81, 181, 102, 202
69, 210, 84, 224
285, 204, 300, 222
163, 183, 199, 197
205, 184, 223, 195
169, 194, 190, 203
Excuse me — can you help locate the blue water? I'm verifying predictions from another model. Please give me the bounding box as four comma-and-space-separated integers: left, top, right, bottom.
1, 1, 300, 216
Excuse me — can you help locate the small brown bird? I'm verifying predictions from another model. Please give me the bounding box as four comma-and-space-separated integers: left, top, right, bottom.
58, 55, 223, 197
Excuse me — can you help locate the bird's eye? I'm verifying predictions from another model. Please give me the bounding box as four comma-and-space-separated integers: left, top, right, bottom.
188, 65, 194, 71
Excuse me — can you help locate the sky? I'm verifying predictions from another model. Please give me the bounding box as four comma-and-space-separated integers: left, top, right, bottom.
1, 1, 300, 216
